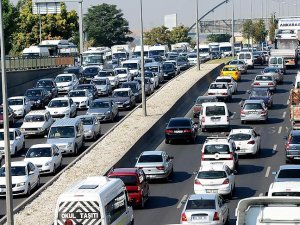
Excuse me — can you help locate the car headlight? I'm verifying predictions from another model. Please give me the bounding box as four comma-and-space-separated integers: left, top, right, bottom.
67, 142, 72, 148
45, 161, 51, 166
124, 100, 130, 104
63, 109, 70, 114
15, 182, 26, 187
37, 100, 41, 104
86, 130, 92, 134
80, 101, 85, 104
105, 111, 111, 114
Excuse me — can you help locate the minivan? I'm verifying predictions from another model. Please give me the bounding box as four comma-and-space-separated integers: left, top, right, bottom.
269, 56, 286, 74
238, 52, 254, 69
46, 118, 84, 155
199, 102, 230, 132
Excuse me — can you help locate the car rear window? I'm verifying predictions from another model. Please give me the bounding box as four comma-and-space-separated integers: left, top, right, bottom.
138, 155, 163, 163
216, 78, 231, 83
197, 171, 227, 179
229, 133, 251, 141
109, 175, 137, 186
255, 76, 272, 81
204, 144, 230, 154
196, 97, 217, 104
205, 106, 226, 116
210, 83, 228, 89
223, 67, 237, 72
290, 135, 300, 144
168, 119, 190, 127
186, 199, 215, 210
244, 103, 263, 110
278, 169, 300, 178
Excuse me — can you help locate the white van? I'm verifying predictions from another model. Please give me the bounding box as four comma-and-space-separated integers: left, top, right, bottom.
267, 181, 300, 197
269, 56, 286, 74
238, 52, 254, 69
23, 46, 50, 57
54, 176, 134, 225
121, 59, 141, 77
199, 102, 230, 131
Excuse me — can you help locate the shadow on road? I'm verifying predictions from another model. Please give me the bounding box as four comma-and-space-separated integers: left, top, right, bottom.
144, 196, 178, 209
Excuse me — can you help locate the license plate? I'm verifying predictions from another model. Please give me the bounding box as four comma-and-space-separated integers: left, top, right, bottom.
248, 111, 257, 114
238, 149, 245, 152
192, 216, 206, 221
206, 189, 218, 193
174, 130, 183, 133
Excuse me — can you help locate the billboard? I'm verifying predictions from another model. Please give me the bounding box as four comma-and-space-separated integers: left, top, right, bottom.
164, 14, 177, 30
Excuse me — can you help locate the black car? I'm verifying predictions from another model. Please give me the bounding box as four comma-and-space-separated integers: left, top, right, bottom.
82, 66, 101, 83
253, 52, 264, 65
35, 78, 58, 98
165, 117, 198, 144
177, 56, 190, 71
111, 88, 136, 110
285, 130, 300, 163
121, 81, 142, 103
64, 66, 84, 83
248, 88, 273, 108
76, 84, 98, 99
162, 63, 176, 80
151, 55, 164, 63
25, 88, 51, 109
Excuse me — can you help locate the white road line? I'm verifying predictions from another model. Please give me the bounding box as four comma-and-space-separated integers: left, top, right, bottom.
239, 100, 243, 105
278, 126, 282, 134
259, 193, 264, 197
282, 111, 286, 119
265, 166, 271, 177
287, 99, 290, 105
177, 194, 188, 209
230, 112, 236, 119
273, 144, 277, 154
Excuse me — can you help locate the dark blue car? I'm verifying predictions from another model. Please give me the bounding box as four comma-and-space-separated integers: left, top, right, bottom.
248, 88, 273, 108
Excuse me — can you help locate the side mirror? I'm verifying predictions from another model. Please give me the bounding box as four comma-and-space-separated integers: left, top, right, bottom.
193, 171, 198, 175
236, 147, 241, 150
76, 133, 81, 137
16, 136, 20, 140
272, 171, 277, 175
233, 170, 238, 175
29, 171, 34, 175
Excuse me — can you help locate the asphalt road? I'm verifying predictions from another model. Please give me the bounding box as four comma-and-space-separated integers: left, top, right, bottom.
121, 65, 294, 225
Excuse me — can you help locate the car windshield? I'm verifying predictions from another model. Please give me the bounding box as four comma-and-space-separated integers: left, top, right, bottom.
278, 169, 300, 178
48, 126, 75, 139
90, 101, 110, 108
92, 79, 107, 85
216, 78, 231, 83
36, 80, 53, 87
122, 63, 138, 69
196, 97, 217, 104
144, 72, 154, 78
229, 133, 251, 141
145, 66, 159, 72
223, 67, 237, 72
113, 91, 129, 97
8, 99, 23, 106
210, 83, 227, 89
77, 85, 93, 91
0, 131, 14, 140
80, 117, 94, 125
26, 147, 52, 158
206, 106, 226, 116
97, 71, 109, 77
255, 76, 272, 81
251, 90, 268, 97
26, 90, 42, 97
197, 171, 227, 179
48, 100, 68, 108
168, 119, 190, 127
244, 103, 263, 110
138, 155, 163, 163
186, 199, 215, 210
83, 67, 99, 74
114, 69, 128, 75
109, 175, 137, 186
122, 84, 137, 91
69, 91, 86, 97
264, 68, 279, 73
55, 76, 72, 83
188, 54, 197, 58
0, 166, 26, 177
24, 115, 45, 122
204, 144, 230, 154
162, 64, 173, 70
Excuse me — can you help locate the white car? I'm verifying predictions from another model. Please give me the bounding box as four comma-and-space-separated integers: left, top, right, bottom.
114, 68, 131, 83
8, 96, 31, 117
24, 144, 62, 174
208, 82, 232, 102
68, 89, 93, 109
0, 128, 25, 156
215, 76, 237, 94
77, 115, 101, 141
228, 129, 261, 156
46, 97, 77, 119
194, 163, 236, 198
55, 73, 79, 94
97, 70, 119, 88
0, 161, 40, 196
20, 110, 54, 137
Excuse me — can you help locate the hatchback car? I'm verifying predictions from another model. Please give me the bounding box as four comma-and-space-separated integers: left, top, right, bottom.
215, 76, 238, 95
86, 99, 119, 122
55, 73, 79, 94
0, 128, 25, 156
25, 88, 51, 109
180, 194, 229, 224
24, 144, 62, 174
162, 62, 176, 80
121, 81, 142, 103
208, 82, 232, 102
8, 96, 31, 117
220, 65, 241, 81
111, 88, 136, 110
114, 67, 132, 83
46, 97, 77, 119
108, 168, 150, 208
0, 161, 40, 196
68, 89, 93, 109
273, 165, 300, 182
194, 164, 235, 198
90, 77, 112, 96
193, 96, 218, 118
285, 130, 300, 163
228, 60, 247, 74
77, 115, 101, 140
165, 117, 198, 144
82, 66, 101, 82
135, 151, 174, 180
76, 84, 98, 99
262, 66, 284, 84
35, 78, 58, 98
248, 88, 273, 108
241, 99, 268, 124
252, 75, 277, 91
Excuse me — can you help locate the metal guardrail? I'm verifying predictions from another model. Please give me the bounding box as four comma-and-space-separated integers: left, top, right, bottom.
0, 56, 75, 71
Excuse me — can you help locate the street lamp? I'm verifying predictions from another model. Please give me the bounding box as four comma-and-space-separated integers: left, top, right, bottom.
231, 0, 235, 57
140, 0, 147, 116
196, 0, 200, 71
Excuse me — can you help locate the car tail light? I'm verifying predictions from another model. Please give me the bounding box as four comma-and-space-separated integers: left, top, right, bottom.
201, 153, 205, 160
201, 117, 205, 123
213, 212, 220, 221
268, 82, 273, 86
165, 129, 173, 134
228, 153, 234, 160
261, 110, 267, 115
235, 71, 238, 75
181, 213, 187, 222
156, 166, 165, 170
254, 82, 260, 85
285, 137, 291, 150
208, 93, 214, 95
222, 93, 227, 95
183, 129, 192, 133
194, 179, 202, 185
223, 178, 230, 184
247, 140, 255, 144
241, 110, 245, 115
65, 219, 73, 225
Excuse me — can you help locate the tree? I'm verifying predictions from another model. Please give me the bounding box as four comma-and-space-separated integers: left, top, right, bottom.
144, 26, 171, 46
242, 19, 253, 45
84, 3, 133, 47
169, 25, 191, 44
268, 13, 277, 43
252, 19, 267, 44
11, 0, 78, 55
3, 0, 18, 54
207, 34, 231, 43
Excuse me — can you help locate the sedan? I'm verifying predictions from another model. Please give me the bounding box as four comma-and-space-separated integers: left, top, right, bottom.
91, 77, 112, 96
138, 71, 159, 89
215, 76, 238, 95
220, 65, 241, 81
252, 75, 277, 91
262, 67, 283, 84
86, 99, 119, 122
0, 128, 25, 156
25, 88, 51, 109
121, 81, 142, 103
111, 88, 136, 110
180, 194, 229, 224
228, 128, 261, 156
82, 66, 101, 82
248, 88, 273, 108
24, 144, 62, 174
241, 99, 268, 124
135, 151, 173, 180
228, 60, 247, 74
0, 161, 40, 196
193, 96, 218, 118
68, 89, 93, 109
208, 82, 232, 102
35, 78, 58, 98
165, 117, 198, 144
8, 96, 31, 117
78, 115, 101, 140
46, 97, 77, 119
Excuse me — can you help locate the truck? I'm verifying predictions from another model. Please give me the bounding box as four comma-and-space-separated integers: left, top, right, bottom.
111, 44, 132, 61
236, 197, 300, 225
82, 47, 112, 67
271, 18, 300, 67
132, 45, 150, 58
171, 42, 191, 53
289, 72, 300, 129
22, 46, 50, 58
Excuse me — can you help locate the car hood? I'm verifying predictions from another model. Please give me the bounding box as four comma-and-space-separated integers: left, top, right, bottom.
47, 138, 73, 145
87, 108, 109, 114
10, 105, 24, 111
46, 107, 69, 114
0, 176, 27, 185
162, 69, 175, 73
83, 125, 94, 131
56, 82, 72, 87
107, 76, 116, 81
111, 97, 129, 102
24, 157, 51, 165
70, 97, 88, 102
95, 85, 107, 90
21, 122, 45, 129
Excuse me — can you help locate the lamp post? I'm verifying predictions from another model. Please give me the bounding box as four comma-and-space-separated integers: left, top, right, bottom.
250, 0, 253, 53
196, 0, 200, 71
140, 0, 146, 116
0, 0, 14, 224
231, 0, 235, 57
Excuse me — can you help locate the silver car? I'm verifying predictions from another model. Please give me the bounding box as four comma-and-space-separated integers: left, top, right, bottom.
241, 99, 268, 124
252, 74, 277, 91
91, 77, 112, 96
262, 67, 283, 84
229, 60, 247, 74
135, 151, 173, 180
180, 194, 229, 224
77, 115, 101, 141
86, 99, 119, 122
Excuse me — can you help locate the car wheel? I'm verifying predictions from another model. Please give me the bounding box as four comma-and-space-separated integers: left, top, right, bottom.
26, 183, 31, 196
140, 195, 145, 208
165, 139, 169, 144
22, 141, 25, 150
74, 145, 78, 156
36, 176, 40, 188
52, 164, 56, 175
92, 132, 97, 141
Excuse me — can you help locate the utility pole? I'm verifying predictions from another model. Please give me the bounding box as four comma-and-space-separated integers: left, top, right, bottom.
140, 0, 147, 116
231, 0, 235, 56
196, 0, 200, 71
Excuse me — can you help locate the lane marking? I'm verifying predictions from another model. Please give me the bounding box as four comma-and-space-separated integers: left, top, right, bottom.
287, 99, 290, 105
259, 193, 264, 197
265, 166, 271, 177
230, 112, 236, 119
177, 194, 188, 209
239, 100, 243, 105
273, 144, 277, 154
282, 111, 286, 119
278, 126, 282, 134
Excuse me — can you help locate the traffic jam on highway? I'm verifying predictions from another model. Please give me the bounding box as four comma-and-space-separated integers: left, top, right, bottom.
2, 18, 300, 225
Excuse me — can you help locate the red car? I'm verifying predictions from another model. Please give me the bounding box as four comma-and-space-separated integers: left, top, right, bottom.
108, 168, 150, 208
0, 105, 15, 127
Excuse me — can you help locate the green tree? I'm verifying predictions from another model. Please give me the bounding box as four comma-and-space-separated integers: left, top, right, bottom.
169, 25, 191, 44
207, 34, 232, 43
242, 19, 253, 45
11, 0, 78, 55
144, 26, 171, 46
268, 13, 277, 43
84, 3, 133, 47
3, 0, 18, 54
252, 19, 267, 44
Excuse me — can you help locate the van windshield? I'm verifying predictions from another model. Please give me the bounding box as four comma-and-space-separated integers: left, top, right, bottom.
239, 53, 251, 59
109, 175, 137, 186
206, 106, 226, 116
48, 126, 75, 139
